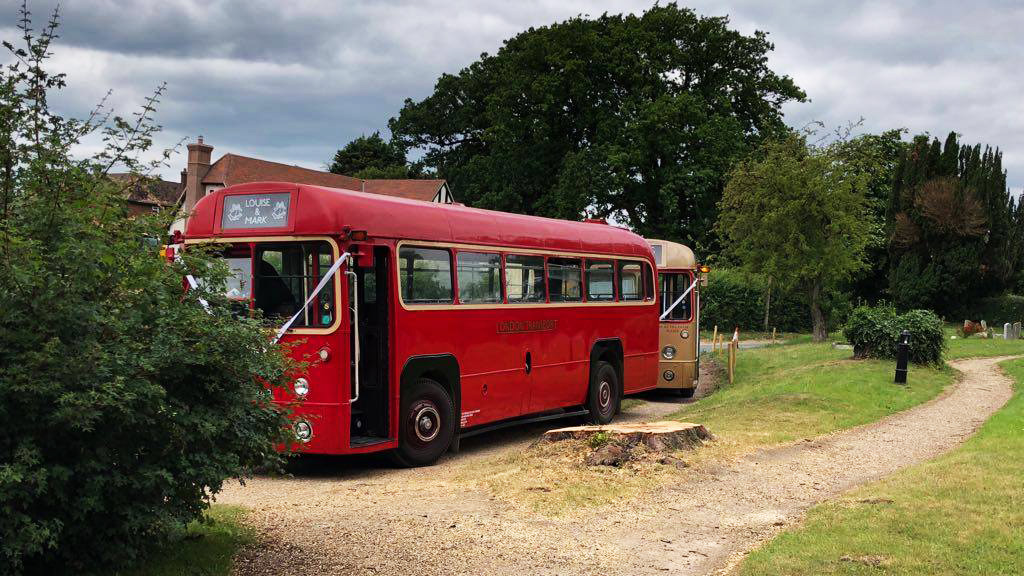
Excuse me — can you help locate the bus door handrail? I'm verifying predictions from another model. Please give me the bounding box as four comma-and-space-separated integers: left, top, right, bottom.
272, 251, 350, 344
346, 267, 360, 404
659, 276, 699, 321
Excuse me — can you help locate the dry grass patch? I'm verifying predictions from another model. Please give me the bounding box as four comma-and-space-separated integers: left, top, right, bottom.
454, 436, 700, 516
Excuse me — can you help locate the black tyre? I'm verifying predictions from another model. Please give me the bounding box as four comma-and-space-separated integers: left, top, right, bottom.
677, 387, 696, 399
587, 360, 620, 425
391, 378, 455, 467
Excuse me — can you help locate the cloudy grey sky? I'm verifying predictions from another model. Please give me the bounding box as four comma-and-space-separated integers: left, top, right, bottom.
3, 0, 1023, 192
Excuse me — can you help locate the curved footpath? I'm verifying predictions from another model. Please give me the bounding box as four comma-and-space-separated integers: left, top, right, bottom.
221, 356, 1016, 576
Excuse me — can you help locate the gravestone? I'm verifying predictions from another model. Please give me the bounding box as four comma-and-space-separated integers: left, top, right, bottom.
1015, 322, 1022, 339
1005, 323, 1013, 340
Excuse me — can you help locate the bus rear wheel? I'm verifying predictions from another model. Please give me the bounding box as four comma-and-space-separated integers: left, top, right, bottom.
587, 360, 620, 425
392, 378, 455, 467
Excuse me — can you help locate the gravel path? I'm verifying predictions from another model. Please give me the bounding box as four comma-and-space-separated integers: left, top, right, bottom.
220, 356, 1014, 576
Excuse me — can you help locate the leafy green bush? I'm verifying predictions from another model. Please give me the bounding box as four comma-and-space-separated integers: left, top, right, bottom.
844, 305, 901, 359
0, 12, 292, 575
701, 268, 809, 333
843, 305, 945, 365
899, 309, 946, 365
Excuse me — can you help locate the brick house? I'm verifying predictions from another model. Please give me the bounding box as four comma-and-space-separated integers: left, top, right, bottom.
167, 137, 453, 233
109, 173, 182, 216
182, 137, 451, 209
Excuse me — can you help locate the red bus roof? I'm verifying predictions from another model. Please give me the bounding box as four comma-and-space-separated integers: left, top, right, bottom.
186, 181, 654, 259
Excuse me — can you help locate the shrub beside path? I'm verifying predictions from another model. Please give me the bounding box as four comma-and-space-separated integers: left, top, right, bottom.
220, 357, 1015, 575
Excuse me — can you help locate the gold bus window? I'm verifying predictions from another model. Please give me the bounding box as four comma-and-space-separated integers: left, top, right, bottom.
659, 272, 693, 321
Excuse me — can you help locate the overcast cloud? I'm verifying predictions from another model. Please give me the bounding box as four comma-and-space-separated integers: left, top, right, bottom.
3, 0, 1022, 192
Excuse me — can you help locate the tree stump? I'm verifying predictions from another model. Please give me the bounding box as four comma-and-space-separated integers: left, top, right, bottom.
544, 421, 712, 452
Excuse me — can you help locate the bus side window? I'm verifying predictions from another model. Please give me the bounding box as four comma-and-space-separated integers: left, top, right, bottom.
618, 261, 642, 301
457, 251, 502, 303
506, 254, 546, 303
548, 257, 582, 302
399, 246, 453, 304
586, 260, 615, 302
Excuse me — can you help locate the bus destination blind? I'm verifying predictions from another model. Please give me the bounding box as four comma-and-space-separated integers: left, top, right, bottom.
221, 193, 291, 229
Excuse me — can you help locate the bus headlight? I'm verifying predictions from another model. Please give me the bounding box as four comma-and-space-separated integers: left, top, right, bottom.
662, 345, 677, 359
662, 370, 676, 382
679, 330, 689, 339
294, 420, 313, 443
293, 378, 309, 397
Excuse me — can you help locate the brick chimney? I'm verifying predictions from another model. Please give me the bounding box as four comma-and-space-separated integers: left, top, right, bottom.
184, 136, 213, 211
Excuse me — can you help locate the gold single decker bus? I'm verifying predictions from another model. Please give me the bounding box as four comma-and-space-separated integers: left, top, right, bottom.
647, 239, 703, 397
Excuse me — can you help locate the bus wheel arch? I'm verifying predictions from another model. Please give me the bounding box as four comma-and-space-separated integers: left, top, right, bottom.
588, 339, 623, 423
394, 355, 460, 467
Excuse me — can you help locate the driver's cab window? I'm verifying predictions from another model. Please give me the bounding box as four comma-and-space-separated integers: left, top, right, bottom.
659, 272, 693, 321
254, 242, 334, 327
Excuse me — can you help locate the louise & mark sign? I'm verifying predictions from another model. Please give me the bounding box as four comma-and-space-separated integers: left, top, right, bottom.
221, 193, 291, 230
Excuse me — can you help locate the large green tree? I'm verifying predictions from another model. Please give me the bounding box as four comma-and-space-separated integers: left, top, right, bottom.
833, 128, 908, 303
886, 132, 1024, 313
717, 133, 871, 341
389, 3, 804, 250
328, 131, 422, 179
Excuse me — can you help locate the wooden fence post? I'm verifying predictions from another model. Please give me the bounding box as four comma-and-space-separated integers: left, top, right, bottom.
728, 340, 736, 384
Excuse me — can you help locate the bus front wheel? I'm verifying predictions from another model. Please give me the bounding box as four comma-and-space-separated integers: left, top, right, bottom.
587, 361, 620, 425
392, 378, 455, 467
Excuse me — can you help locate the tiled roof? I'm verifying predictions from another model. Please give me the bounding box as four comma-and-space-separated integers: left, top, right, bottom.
202, 154, 363, 191
110, 173, 181, 206
361, 179, 446, 202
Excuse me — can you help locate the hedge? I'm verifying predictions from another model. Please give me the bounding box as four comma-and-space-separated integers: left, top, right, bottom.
700, 268, 809, 333
954, 294, 1024, 326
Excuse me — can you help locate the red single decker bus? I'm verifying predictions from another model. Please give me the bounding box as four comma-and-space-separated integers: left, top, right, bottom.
185, 182, 660, 466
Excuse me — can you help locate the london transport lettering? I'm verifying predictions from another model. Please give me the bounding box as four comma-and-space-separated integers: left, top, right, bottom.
497, 319, 558, 334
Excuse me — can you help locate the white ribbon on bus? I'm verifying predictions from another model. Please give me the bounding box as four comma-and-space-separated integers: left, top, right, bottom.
272, 251, 350, 344
659, 276, 700, 321
184, 274, 212, 313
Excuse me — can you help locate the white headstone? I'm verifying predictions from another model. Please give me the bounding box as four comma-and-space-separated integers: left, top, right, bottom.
1005, 323, 1013, 340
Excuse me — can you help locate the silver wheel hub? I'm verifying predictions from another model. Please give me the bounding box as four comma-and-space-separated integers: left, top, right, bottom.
413, 405, 441, 442
599, 381, 612, 410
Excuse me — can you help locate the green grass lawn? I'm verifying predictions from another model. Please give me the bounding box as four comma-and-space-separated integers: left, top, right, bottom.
738, 356, 1024, 575
121, 505, 253, 576
675, 342, 952, 449
946, 326, 1024, 358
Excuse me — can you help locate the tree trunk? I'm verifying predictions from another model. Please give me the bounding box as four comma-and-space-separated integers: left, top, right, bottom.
809, 280, 827, 342
763, 275, 772, 333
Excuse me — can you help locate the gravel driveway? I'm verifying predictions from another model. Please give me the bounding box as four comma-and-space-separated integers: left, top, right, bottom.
220, 356, 1015, 576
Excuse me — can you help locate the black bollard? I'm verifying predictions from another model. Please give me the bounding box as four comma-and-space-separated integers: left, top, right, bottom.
894, 330, 910, 384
